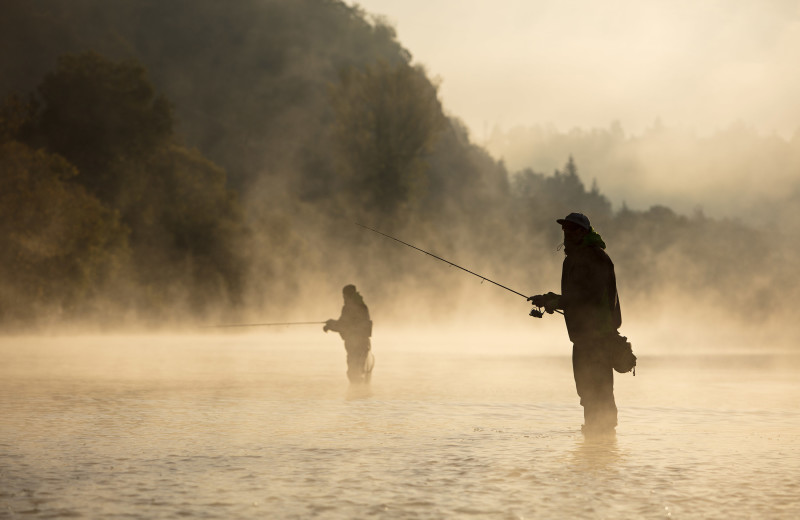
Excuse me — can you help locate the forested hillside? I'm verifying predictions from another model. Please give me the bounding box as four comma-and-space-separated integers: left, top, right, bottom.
1, 0, 797, 330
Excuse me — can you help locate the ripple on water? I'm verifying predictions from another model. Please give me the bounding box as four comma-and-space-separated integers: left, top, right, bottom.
2, 337, 800, 519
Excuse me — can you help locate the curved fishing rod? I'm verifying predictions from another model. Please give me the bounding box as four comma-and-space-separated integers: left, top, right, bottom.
356, 223, 562, 317
356, 223, 528, 298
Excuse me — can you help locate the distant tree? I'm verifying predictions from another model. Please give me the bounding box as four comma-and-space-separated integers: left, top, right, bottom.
423, 117, 510, 220
0, 138, 128, 323
547, 156, 592, 210
31, 51, 172, 203
329, 59, 446, 217
144, 144, 247, 311
511, 156, 612, 244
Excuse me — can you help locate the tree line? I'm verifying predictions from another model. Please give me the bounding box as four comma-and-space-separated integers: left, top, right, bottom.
1, 0, 797, 329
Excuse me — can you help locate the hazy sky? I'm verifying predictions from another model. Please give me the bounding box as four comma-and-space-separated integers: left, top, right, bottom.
352, 0, 800, 140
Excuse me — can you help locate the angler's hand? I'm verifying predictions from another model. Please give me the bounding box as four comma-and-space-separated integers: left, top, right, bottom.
543, 292, 560, 313
528, 292, 560, 313
323, 319, 334, 332
527, 294, 547, 307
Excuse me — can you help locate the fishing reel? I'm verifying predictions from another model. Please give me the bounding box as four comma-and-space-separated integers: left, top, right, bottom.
527, 292, 559, 318
527, 293, 546, 318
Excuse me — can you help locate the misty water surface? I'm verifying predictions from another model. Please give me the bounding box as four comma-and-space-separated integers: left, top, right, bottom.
1, 330, 799, 519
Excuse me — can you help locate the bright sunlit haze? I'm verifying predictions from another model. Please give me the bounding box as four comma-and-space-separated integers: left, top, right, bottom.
1, 2, 800, 518
354, 0, 800, 218
353, 0, 800, 139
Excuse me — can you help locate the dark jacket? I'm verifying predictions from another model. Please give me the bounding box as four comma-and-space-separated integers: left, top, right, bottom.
327, 299, 372, 343
560, 244, 621, 342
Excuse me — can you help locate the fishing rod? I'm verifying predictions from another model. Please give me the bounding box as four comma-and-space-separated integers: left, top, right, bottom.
208, 321, 326, 328
356, 223, 561, 317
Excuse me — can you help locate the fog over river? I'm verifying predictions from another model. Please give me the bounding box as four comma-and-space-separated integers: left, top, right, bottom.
1, 329, 799, 519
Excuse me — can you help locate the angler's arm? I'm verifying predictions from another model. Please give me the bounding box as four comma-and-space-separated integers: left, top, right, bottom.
323, 319, 340, 332
325, 308, 361, 333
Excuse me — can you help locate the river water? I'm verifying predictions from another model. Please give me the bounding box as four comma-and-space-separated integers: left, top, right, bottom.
1, 328, 799, 519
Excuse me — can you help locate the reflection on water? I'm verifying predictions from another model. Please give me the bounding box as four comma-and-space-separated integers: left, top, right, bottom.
571, 435, 621, 472
346, 383, 374, 401
1, 331, 799, 519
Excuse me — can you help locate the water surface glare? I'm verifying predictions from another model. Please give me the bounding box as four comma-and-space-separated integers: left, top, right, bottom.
1, 332, 799, 519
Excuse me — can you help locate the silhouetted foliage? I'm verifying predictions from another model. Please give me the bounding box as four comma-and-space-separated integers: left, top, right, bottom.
329, 59, 446, 217
0, 135, 128, 324
0, 0, 797, 328
2, 52, 247, 324
31, 52, 172, 203
487, 121, 800, 232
